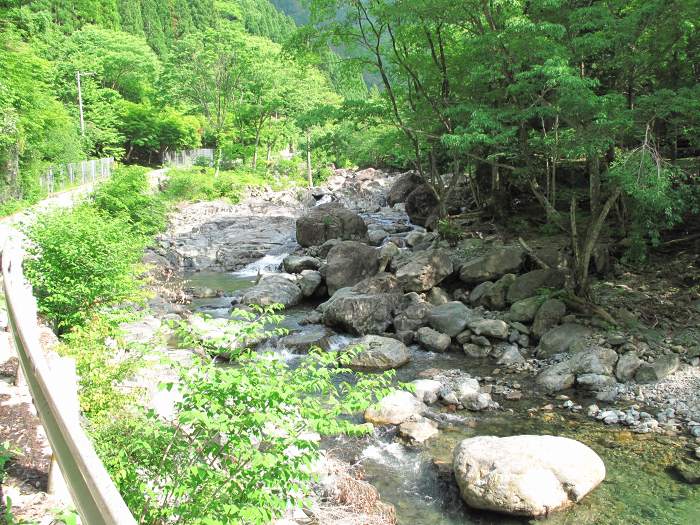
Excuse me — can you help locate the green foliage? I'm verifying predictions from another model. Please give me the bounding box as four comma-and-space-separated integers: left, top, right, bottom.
118, 103, 201, 164
23, 205, 146, 331
58, 311, 146, 421
92, 165, 167, 235
162, 166, 304, 203
0, 28, 83, 202
609, 145, 700, 261
175, 306, 288, 359
94, 309, 394, 524
218, 0, 297, 43
437, 218, 463, 247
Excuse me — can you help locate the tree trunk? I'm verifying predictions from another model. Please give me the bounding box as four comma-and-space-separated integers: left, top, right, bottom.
252, 126, 261, 170
571, 187, 622, 296
215, 148, 222, 177
306, 130, 312, 188
589, 153, 601, 217
491, 164, 499, 192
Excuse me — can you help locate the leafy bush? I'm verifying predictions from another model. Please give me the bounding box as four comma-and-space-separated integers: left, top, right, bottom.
23, 205, 146, 331
437, 218, 463, 246
175, 307, 287, 359
58, 311, 146, 421
160, 167, 217, 201
92, 165, 167, 236
162, 167, 302, 204
93, 311, 394, 524
609, 145, 700, 262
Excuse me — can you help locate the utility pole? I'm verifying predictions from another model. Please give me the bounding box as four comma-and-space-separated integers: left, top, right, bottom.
76, 71, 94, 136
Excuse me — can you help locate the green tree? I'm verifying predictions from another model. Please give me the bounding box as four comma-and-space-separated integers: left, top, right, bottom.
23, 205, 146, 331
160, 24, 256, 173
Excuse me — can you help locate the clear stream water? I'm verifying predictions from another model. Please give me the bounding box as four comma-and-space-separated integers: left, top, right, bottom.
182, 258, 700, 525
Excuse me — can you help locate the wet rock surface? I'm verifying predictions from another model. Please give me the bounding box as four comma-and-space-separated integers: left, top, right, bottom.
347, 335, 411, 371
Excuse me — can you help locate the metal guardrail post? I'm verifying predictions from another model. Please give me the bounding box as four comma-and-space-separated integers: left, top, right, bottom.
0, 241, 137, 525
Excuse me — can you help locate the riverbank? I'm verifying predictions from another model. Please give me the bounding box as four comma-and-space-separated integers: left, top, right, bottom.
141, 167, 699, 523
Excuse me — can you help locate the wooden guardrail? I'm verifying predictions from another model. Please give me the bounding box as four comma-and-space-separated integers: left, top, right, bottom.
0, 239, 136, 525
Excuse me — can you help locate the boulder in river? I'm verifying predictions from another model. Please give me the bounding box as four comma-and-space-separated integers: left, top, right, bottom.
283, 255, 321, 273
298, 270, 323, 297
296, 202, 368, 247
395, 249, 454, 293
416, 327, 451, 353
467, 318, 509, 340
393, 293, 433, 332
347, 335, 410, 371
405, 184, 439, 227
635, 354, 680, 383
387, 171, 423, 206
279, 325, 334, 353
453, 435, 605, 517
364, 390, 426, 426
536, 345, 618, 392
320, 274, 402, 335
506, 268, 566, 303
325, 241, 379, 295
236, 274, 302, 308
531, 298, 566, 338
508, 296, 544, 322
411, 379, 443, 404
481, 273, 516, 310
459, 246, 525, 285
615, 351, 643, 382
398, 416, 439, 443
427, 301, 473, 337
536, 323, 593, 358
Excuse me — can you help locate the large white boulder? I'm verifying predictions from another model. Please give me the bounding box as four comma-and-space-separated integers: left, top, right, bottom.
453, 435, 605, 517
364, 390, 426, 426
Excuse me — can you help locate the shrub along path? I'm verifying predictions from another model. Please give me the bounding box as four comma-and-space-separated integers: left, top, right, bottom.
0, 167, 164, 521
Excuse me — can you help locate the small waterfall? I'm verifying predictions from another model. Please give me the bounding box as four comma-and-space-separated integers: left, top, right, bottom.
233, 252, 289, 277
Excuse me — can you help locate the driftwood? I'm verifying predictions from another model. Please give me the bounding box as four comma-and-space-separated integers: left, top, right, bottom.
517, 237, 550, 270
658, 233, 700, 247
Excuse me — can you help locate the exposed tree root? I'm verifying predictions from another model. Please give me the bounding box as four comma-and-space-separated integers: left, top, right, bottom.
563, 295, 618, 326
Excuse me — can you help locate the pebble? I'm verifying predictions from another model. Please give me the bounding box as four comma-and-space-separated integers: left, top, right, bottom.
600, 410, 619, 425
695, 447, 700, 460
505, 390, 522, 401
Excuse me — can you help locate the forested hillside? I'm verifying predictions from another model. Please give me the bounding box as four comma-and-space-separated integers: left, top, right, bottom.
0, 0, 365, 213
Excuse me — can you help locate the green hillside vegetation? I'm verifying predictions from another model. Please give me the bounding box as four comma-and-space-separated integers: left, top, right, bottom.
0, 0, 366, 213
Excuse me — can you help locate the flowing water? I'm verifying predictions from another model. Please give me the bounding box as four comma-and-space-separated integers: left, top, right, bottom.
178, 198, 700, 525
183, 266, 700, 525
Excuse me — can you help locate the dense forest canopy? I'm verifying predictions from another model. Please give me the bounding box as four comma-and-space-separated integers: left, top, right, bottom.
304, 0, 700, 288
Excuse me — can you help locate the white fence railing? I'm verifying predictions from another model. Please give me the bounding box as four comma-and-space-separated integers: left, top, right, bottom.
39, 158, 115, 195
0, 240, 136, 525
162, 148, 214, 168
